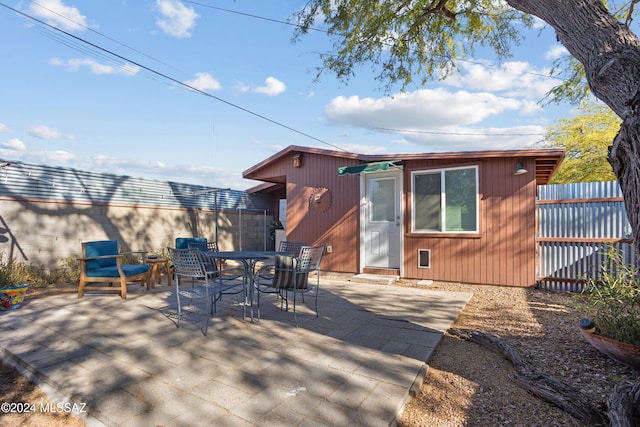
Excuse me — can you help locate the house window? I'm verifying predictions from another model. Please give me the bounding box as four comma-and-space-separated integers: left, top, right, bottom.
412, 166, 478, 233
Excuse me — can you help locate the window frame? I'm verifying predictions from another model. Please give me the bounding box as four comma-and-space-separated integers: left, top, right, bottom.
411, 165, 479, 234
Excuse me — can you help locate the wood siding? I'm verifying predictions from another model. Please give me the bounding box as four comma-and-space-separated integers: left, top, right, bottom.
247, 148, 550, 287
402, 157, 537, 286
247, 151, 361, 273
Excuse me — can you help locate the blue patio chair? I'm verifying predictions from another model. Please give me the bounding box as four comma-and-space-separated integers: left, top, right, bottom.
186, 241, 245, 284
175, 237, 208, 250
256, 245, 325, 326
78, 240, 150, 299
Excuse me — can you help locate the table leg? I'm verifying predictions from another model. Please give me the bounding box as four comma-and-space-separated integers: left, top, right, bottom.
164, 262, 172, 286
147, 264, 156, 289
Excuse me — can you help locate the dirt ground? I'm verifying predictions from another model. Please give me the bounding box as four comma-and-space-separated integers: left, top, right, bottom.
398, 281, 639, 427
0, 282, 638, 426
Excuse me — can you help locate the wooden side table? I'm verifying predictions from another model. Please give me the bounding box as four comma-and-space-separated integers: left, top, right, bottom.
147, 257, 172, 288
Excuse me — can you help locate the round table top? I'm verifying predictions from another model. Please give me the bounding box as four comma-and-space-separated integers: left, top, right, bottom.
147, 257, 169, 262
206, 250, 280, 260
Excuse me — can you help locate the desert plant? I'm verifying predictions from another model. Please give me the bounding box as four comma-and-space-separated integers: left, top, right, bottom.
576, 245, 640, 346
0, 256, 30, 287
0, 256, 80, 290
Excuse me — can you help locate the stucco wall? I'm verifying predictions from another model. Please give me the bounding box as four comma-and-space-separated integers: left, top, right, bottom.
0, 199, 274, 270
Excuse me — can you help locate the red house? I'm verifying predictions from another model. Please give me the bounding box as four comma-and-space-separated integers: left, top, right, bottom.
244, 145, 565, 287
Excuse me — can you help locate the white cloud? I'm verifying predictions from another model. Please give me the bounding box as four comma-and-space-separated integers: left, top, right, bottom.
0, 149, 250, 189
333, 143, 388, 154
156, 0, 199, 38
443, 60, 556, 99
28, 0, 88, 31
0, 123, 8, 133
385, 125, 545, 152
233, 81, 251, 93
50, 58, 140, 75
183, 73, 222, 92
1, 138, 27, 151
546, 45, 568, 60
29, 125, 75, 140
253, 77, 286, 96
325, 88, 522, 129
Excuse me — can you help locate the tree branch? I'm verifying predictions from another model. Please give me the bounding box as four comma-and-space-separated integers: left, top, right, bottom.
422, 0, 456, 20
449, 328, 609, 426
625, 0, 640, 28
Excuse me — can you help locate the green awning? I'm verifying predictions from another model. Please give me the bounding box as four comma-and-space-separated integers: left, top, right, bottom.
338, 161, 396, 175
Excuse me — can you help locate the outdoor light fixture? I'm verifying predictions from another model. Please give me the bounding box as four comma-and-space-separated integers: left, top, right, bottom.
514, 162, 528, 176
292, 153, 302, 168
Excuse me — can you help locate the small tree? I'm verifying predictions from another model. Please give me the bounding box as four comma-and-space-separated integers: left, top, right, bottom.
542, 101, 619, 183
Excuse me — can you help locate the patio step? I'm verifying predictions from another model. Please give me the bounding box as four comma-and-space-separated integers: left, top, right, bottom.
320, 271, 400, 285
350, 273, 400, 285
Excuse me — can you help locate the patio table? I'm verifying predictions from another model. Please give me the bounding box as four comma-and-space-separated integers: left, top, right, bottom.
203, 250, 280, 321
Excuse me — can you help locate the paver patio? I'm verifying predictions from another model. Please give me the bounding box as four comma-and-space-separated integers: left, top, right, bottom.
0, 277, 471, 426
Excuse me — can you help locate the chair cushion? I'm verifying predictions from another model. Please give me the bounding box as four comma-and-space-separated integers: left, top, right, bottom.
86, 264, 149, 278
85, 240, 119, 270
273, 255, 308, 289
175, 237, 207, 250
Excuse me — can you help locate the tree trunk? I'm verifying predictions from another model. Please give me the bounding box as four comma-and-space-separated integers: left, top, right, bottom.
608, 381, 640, 427
505, 0, 640, 257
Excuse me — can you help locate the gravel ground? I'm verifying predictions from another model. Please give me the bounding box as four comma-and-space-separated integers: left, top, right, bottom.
398, 281, 639, 427
1, 282, 638, 426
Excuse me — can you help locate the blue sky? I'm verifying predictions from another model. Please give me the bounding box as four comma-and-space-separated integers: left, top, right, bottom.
0, 0, 570, 190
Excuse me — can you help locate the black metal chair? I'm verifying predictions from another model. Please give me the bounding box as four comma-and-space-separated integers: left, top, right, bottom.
256, 245, 325, 326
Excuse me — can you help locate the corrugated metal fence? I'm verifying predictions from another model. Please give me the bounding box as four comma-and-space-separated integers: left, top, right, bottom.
536, 181, 634, 291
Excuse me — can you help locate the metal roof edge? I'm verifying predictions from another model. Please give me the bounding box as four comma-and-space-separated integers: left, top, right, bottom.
243, 145, 566, 178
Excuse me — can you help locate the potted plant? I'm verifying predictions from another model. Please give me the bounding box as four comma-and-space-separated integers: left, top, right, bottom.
576, 245, 640, 369
0, 255, 29, 311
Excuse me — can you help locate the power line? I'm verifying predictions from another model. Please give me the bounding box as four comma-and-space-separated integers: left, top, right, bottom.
0, 2, 347, 153
29, 0, 179, 71
183, 1, 563, 82
2, 1, 561, 152
181, 0, 328, 33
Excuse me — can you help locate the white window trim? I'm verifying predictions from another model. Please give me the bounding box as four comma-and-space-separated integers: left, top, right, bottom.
411, 165, 479, 234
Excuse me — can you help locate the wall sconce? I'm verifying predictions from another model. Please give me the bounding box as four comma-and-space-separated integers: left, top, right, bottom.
514, 161, 527, 176
292, 153, 302, 168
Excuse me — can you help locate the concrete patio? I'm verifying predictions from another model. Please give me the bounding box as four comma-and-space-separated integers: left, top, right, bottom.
0, 277, 472, 426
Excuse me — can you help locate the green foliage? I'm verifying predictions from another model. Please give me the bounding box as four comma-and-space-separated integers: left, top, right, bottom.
291, 1, 640, 106
0, 256, 30, 287
541, 101, 619, 183
576, 246, 640, 346
0, 255, 79, 289
292, 1, 533, 91
545, 55, 589, 106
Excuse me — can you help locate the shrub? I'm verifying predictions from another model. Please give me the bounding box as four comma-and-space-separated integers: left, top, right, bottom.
576, 245, 640, 346
0, 256, 30, 287
0, 255, 79, 289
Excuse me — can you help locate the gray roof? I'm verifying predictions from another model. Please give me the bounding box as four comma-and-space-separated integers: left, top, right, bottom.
0, 160, 272, 212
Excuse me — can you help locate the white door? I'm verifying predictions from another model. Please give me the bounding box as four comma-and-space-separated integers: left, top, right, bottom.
364, 171, 402, 269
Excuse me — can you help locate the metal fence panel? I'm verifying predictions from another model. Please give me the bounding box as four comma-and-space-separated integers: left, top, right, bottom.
537, 181, 634, 291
